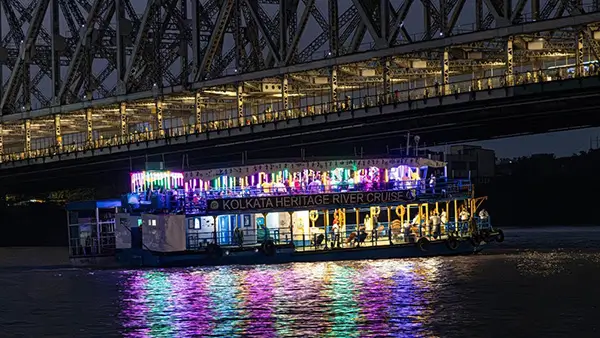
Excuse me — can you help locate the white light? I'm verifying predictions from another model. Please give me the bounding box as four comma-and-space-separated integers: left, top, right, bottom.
203, 90, 237, 97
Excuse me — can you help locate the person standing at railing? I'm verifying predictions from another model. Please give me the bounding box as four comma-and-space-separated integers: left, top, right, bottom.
429, 175, 436, 194
331, 219, 340, 249
479, 209, 489, 220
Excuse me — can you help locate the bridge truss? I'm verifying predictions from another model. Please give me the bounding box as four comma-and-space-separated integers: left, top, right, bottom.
1, 0, 600, 159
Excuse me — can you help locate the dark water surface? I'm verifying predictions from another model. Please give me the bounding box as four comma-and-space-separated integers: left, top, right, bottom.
1, 227, 600, 337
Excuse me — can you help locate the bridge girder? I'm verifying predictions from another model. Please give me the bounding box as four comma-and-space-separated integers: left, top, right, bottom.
0, 0, 598, 116
0, 0, 599, 153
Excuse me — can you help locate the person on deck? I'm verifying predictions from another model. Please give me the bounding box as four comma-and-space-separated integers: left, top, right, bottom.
331, 220, 340, 249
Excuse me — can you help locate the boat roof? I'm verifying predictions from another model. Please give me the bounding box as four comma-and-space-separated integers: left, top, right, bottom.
185, 157, 445, 180
66, 199, 122, 211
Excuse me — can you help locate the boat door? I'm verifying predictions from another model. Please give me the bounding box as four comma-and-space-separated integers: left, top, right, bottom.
217, 215, 244, 245
217, 215, 233, 245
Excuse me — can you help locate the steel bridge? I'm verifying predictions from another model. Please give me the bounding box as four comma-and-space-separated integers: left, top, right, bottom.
2, 0, 600, 172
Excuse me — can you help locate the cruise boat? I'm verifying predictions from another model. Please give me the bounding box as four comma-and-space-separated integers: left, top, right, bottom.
66, 157, 504, 268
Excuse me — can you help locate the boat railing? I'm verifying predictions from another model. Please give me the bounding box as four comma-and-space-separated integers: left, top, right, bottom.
178, 178, 471, 207
67, 220, 117, 258
189, 178, 471, 198
186, 227, 293, 250
475, 217, 492, 230
183, 216, 489, 252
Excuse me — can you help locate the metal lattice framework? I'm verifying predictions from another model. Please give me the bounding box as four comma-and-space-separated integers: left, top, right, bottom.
0, 0, 599, 114
0, 0, 599, 156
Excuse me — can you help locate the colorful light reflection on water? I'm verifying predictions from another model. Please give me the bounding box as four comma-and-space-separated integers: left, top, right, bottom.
118, 259, 441, 337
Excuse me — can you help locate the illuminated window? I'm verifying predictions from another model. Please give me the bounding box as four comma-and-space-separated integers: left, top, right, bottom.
194, 218, 200, 229
149, 219, 157, 226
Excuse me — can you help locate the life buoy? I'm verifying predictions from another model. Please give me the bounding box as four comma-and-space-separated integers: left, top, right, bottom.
446, 237, 459, 250
262, 240, 276, 256
333, 209, 344, 220
395, 205, 406, 218
495, 229, 505, 243
370, 206, 381, 217
416, 237, 430, 251
206, 244, 223, 258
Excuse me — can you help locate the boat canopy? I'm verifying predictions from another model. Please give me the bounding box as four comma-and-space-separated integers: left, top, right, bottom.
66, 199, 122, 211
185, 157, 446, 181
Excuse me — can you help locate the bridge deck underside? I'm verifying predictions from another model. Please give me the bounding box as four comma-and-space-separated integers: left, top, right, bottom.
1, 0, 600, 168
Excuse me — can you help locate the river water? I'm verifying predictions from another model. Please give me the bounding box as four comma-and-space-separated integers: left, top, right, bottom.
1, 226, 599, 337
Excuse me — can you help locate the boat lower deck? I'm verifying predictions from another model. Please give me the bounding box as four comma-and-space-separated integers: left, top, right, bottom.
105, 232, 500, 268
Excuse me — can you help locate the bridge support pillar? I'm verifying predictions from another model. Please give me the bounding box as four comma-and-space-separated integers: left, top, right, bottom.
281, 74, 289, 112
237, 83, 244, 126
24, 119, 31, 155
85, 108, 93, 147
382, 58, 391, 103
330, 67, 338, 110
54, 114, 62, 149
119, 102, 127, 139
154, 100, 164, 137
441, 48, 450, 95
506, 36, 514, 85
194, 92, 202, 132
576, 30, 584, 78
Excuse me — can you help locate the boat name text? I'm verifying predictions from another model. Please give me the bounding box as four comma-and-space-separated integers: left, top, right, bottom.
210, 191, 410, 211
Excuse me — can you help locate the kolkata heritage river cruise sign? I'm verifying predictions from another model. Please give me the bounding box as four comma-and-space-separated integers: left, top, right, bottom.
206, 189, 416, 214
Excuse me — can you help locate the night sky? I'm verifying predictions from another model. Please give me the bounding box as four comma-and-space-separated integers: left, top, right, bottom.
471, 127, 600, 158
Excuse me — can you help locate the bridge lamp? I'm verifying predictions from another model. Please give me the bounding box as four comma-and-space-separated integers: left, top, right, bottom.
414, 135, 421, 155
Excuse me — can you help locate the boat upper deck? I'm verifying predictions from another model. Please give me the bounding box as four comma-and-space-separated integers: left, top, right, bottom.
126, 157, 472, 215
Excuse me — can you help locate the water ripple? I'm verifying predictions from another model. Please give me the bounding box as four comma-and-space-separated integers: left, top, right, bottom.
3, 233, 600, 337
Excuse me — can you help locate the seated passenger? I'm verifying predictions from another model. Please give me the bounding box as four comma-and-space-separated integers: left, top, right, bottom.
440, 210, 448, 225
313, 233, 325, 247
346, 232, 357, 246
273, 181, 286, 194
355, 224, 368, 245
459, 209, 470, 221
403, 220, 411, 240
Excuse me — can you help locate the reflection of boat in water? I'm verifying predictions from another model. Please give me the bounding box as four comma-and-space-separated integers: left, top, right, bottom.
66, 157, 504, 268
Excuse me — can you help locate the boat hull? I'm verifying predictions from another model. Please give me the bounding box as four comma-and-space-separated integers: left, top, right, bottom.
101, 239, 485, 268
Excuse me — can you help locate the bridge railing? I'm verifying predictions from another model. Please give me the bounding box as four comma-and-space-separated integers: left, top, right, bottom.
0, 65, 597, 164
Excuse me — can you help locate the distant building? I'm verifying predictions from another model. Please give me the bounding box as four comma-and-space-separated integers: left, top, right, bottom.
445, 145, 496, 179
